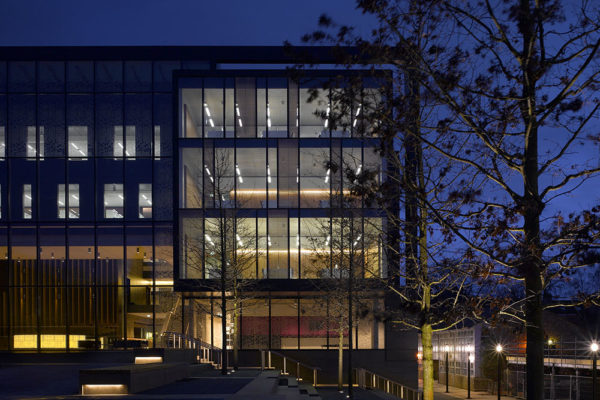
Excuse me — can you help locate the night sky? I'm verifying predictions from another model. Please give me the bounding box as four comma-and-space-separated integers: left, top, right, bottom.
0, 0, 373, 46
1, 0, 598, 214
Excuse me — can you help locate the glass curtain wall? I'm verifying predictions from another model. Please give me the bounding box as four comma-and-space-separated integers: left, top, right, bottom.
0, 60, 180, 351
178, 74, 385, 350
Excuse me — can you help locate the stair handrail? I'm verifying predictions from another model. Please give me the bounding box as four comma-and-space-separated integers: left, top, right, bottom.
355, 367, 422, 400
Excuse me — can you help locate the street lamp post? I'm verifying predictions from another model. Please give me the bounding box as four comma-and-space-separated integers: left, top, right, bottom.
496, 344, 503, 400
468, 353, 474, 399
592, 342, 598, 400
445, 345, 450, 393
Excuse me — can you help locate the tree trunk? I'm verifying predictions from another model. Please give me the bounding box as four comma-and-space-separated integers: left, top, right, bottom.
421, 323, 434, 400
338, 326, 344, 392
233, 301, 239, 370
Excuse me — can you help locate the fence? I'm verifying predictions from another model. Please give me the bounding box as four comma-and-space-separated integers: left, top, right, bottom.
262, 350, 321, 386
356, 367, 422, 400
506, 370, 596, 400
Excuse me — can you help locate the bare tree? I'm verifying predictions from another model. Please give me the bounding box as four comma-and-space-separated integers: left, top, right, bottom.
182, 148, 260, 372
298, 1, 600, 399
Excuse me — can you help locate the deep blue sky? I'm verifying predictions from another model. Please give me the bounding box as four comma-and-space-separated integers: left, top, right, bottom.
0, 0, 373, 46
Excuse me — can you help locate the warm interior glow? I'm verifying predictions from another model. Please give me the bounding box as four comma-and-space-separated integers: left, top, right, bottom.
140, 279, 174, 286
82, 384, 127, 395
134, 356, 163, 364
13, 334, 36, 349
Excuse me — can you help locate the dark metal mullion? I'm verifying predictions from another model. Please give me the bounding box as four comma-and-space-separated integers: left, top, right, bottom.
63, 62, 70, 352
6, 60, 11, 350
92, 62, 99, 348
151, 61, 156, 348
121, 62, 127, 341
34, 60, 40, 352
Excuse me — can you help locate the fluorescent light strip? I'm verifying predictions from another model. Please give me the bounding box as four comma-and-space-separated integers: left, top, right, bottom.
267, 165, 272, 183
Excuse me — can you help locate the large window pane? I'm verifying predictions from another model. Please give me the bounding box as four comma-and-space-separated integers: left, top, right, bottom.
138, 183, 152, 218
95, 94, 122, 157
268, 78, 287, 138
39, 94, 65, 157
181, 88, 202, 138
39, 62, 65, 93
58, 184, 80, 219
300, 87, 328, 137
236, 147, 266, 208
67, 61, 93, 93
204, 79, 224, 138
300, 147, 330, 208
268, 211, 288, 279
271, 299, 298, 349
8, 95, 35, 158
95, 61, 122, 92
67, 94, 93, 159
235, 77, 256, 138
104, 184, 124, 218
180, 148, 203, 209
125, 94, 152, 157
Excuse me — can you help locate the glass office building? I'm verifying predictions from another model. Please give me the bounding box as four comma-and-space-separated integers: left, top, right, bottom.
0, 47, 390, 352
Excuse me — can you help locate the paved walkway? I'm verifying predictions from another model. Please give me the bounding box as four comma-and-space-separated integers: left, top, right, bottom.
434, 382, 518, 400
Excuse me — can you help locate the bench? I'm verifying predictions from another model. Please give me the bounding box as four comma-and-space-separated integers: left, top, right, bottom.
79, 362, 189, 395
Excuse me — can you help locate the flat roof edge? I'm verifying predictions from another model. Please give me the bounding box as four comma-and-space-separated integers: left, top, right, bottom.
0, 45, 356, 63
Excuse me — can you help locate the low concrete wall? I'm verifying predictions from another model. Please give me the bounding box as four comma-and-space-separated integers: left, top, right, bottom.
79, 362, 190, 394
0, 348, 197, 365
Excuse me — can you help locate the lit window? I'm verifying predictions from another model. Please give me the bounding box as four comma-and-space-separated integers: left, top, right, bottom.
154, 126, 160, 158
68, 126, 88, 159
138, 183, 152, 218
26, 126, 36, 158
25, 126, 45, 159
58, 184, 80, 219
104, 184, 124, 218
23, 184, 32, 219
0, 126, 5, 159
113, 126, 136, 158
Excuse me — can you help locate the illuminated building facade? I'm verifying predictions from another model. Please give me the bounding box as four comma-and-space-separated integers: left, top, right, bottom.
0, 47, 393, 353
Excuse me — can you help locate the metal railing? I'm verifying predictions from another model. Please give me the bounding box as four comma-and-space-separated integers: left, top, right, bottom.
161, 331, 223, 367
356, 367, 422, 400
261, 350, 322, 387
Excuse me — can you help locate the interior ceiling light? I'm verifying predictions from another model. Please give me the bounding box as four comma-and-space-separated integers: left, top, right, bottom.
324, 168, 331, 183
236, 164, 243, 183
267, 164, 272, 183
324, 105, 330, 128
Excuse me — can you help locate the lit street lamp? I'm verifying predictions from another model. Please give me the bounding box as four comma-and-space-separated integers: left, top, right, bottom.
467, 353, 474, 399
495, 344, 503, 400
592, 342, 598, 400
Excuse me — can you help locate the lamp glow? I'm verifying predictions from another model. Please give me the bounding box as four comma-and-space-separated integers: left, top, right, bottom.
591, 342, 599, 352
495, 344, 503, 353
